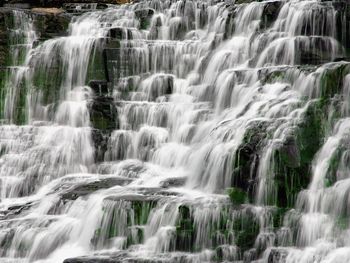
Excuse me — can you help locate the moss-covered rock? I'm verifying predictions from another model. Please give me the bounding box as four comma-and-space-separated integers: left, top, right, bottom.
92, 194, 158, 248
319, 63, 350, 99
227, 187, 247, 205
231, 120, 270, 200
88, 97, 118, 131
61, 177, 133, 200
260, 0, 283, 30
274, 100, 325, 208
32, 9, 71, 40
175, 205, 194, 252
134, 8, 154, 30
232, 209, 260, 256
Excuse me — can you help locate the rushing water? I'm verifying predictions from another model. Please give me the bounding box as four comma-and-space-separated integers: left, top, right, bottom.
0, 0, 350, 262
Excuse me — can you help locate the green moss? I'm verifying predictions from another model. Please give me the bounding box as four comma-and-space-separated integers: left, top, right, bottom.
231, 120, 269, 200
232, 211, 259, 254
272, 207, 287, 229
336, 216, 349, 231
263, 69, 287, 84
325, 148, 341, 187
86, 43, 107, 83
92, 198, 157, 249
273, 100, 326, 208
319, 63, 350, 99
176, 205, 194, 252
227, 188, 247, 205
131, 200, 156, 226
91, 115, 109, 130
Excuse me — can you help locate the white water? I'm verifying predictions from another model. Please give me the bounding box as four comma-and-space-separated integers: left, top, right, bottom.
0, 0, 350, 262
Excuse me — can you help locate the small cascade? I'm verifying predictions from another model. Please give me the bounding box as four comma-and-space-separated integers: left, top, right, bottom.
0, 0, 350, 262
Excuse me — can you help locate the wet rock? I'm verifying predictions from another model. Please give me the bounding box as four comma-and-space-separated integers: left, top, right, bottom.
89, 80, 109, 96
274, 100, 326, 208
234, 0, 257, 4
32, 11, 71, 40
88, 96, 118, 162
298, 36, 344, 65
103, 48, 135, 84
63, 3, 108, 13
267, 248, 288, 263
260, 0, 283, 29
91, 129, 109, 162
232, 207, 260, 256
61, 177, 133, 200
64, 256, 120, 263
105, 193, 160, 203
86, 40, 109, 82
0, 201, 34, 220
319, 62, 350, 99
88, 97, 118, 131
108, 27, 133, 40
64, 255, 168, 263
94, 193, 159, 246
278, 136, 300, 169
97, 159, 146, 177
243, 248, 258, 263
134, 8, 154, 30
104, 187, 167, 203
227, 187, 248, 205
0, 8, 11, 67
159, 177, 186, 188
333, 1, 350, 55
232, 120, 269, 199
175, 205, 194, 252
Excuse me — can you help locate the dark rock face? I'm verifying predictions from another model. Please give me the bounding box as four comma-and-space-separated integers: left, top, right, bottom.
88, 96, 118, 162
89, 80, 109, 96
232, 121, 269, 200
134, 8, 155, 30
0, 8, 11, 68
260, 0, 283, 30
32, 10, 71, 40
88, 78, 118, 162
61, 177, 132, 200
267, 248, 288, 263
88, 97, 118, 132
0, 201, 34, 220
0, 7, 71, 78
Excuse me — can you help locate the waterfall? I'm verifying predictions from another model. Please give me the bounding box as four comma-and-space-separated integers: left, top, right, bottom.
0, 0, 350, 262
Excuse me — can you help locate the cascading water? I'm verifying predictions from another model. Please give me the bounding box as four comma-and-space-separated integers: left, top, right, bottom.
0, 0, 350, 262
